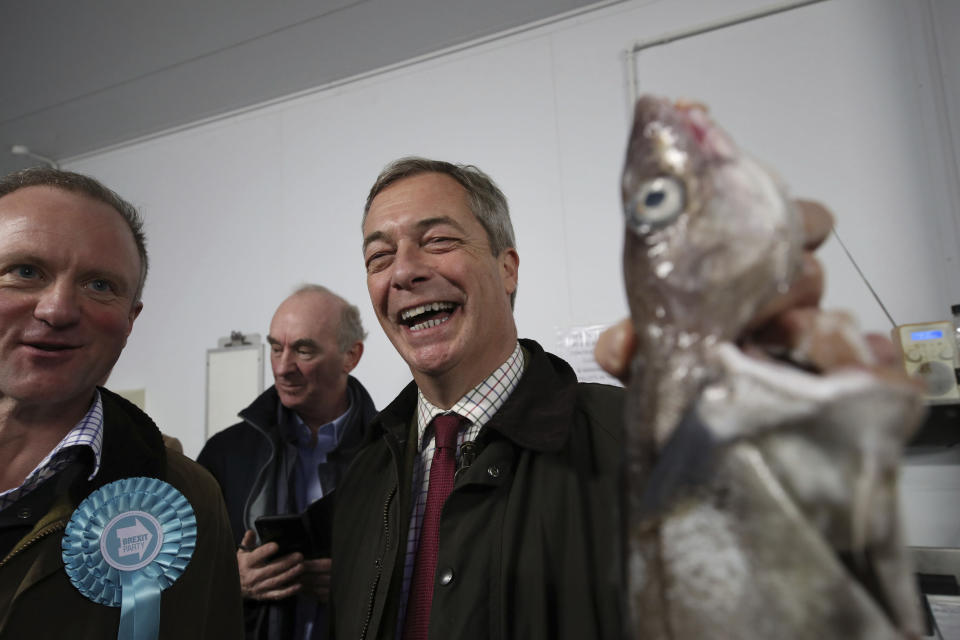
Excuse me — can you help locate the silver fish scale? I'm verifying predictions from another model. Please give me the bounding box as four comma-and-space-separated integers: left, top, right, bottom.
621, 96, 923, 639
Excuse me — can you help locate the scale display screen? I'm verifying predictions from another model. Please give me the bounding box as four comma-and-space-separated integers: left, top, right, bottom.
911, 329, 945, 341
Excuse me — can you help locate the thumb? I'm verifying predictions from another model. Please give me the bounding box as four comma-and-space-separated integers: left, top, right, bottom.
240, 529, 257, 551
595, 318, 635, 384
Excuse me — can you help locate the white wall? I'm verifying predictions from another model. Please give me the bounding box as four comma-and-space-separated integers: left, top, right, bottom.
65, 0, 959, 543
627, 0, 960, 330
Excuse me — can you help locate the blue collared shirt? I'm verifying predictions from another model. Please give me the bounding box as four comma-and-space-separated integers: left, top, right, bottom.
289, 402, 352, 640
290, 405, 351, 512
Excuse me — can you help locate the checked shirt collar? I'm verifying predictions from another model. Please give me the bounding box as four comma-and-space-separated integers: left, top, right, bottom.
0, 390, 104, 512
415, 341, 524, 447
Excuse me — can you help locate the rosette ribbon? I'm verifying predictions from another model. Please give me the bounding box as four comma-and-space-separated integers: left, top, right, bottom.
62, 477, 196, 640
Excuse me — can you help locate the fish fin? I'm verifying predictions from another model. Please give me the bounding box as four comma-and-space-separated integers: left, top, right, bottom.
637, 404, 718, 519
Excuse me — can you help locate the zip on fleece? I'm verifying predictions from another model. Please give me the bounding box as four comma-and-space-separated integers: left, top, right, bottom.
0, 521, 67, 570
239, 414, 278, 536
0, 490, 75, 634
358, 426, 408, 640
0, 480, 79, 570
359, 485, 396, 640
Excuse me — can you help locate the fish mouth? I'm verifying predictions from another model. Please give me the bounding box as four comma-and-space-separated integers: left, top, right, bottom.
398, 301, 459, 332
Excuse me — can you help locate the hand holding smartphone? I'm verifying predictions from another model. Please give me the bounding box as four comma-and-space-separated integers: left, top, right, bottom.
254, 514, 311, 556
254, 491, 335, 558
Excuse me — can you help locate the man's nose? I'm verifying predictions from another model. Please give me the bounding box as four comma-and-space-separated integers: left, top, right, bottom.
33, 280, 81, 327
274, 349, 298, 375
390, 243, 431, 290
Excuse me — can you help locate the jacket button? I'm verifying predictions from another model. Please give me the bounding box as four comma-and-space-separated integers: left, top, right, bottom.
17, 508, 31, 519
439, 568, 454, 586
487, 464, 501, 479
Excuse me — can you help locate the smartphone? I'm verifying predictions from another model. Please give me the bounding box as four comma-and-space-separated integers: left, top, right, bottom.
255, 514, 310, 556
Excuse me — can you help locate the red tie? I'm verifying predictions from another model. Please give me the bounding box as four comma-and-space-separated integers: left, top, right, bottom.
403, 413, 462, 640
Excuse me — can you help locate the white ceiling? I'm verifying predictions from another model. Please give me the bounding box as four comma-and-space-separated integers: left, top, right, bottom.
0, 0, 611, 176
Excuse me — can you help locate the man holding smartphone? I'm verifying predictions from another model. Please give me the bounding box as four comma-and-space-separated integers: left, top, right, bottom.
198, 284, 377, 640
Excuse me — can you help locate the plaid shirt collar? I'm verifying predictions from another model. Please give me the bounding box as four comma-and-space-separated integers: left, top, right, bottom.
415, 342, 524, 449
0, 390, 105, 512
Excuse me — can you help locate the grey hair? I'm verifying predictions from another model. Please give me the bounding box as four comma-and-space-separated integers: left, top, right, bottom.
292, 284, 367, 352
362, 157, 518, 307
0, 167, 148, 302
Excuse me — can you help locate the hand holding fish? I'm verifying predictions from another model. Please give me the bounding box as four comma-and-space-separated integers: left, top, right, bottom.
607, 96, 924, 640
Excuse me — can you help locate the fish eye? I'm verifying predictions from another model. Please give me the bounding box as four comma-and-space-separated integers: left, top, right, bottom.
627, 176, 685, 231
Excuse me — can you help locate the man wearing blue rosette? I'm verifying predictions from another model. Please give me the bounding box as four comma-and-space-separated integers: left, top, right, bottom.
0, 168, 243, 639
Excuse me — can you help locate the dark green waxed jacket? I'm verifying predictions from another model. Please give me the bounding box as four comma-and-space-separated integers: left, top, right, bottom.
330, 339, 624, 640
0, 388, 244, 639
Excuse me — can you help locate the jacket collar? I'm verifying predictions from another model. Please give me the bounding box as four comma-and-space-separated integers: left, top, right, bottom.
238, 385, 283, 433
89, 387, 166, 493
328, 376, 379, 461
239, 376, 378, 458
374, 339, 578, 453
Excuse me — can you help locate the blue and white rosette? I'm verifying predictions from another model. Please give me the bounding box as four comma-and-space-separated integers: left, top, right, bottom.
62, 477, 196, 640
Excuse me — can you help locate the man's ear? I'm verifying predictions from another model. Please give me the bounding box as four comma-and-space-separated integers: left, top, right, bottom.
343, 342, 364, 374
126, 301, 144, 338
500, 248, 519, 297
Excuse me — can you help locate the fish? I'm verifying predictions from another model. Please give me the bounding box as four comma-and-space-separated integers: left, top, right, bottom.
620, 95, 924, 639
